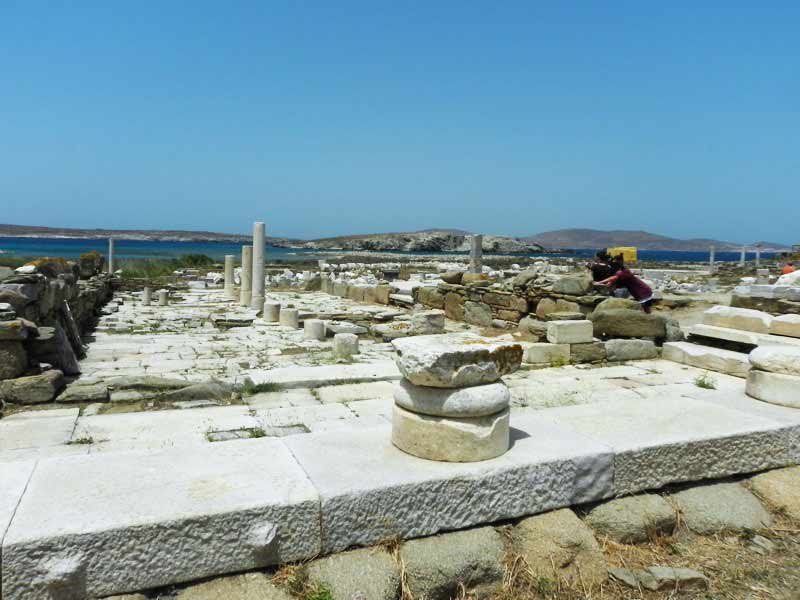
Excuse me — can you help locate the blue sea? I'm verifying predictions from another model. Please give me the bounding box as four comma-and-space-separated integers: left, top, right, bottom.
0, 236, 779, 263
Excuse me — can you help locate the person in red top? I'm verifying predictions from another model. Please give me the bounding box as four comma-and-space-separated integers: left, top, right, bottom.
597, 268, 654, 313
782, 262, 796, 275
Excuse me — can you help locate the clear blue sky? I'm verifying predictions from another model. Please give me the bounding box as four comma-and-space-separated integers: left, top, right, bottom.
2, 2, 798, 243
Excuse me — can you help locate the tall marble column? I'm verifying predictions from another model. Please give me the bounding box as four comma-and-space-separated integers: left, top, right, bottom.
469, 234, 483, 274
239, 246, 253, 307
108, 238, 115, 274
755, 245, 762, 268
740, 246, 747, 267
224, 255, 236, 299
250, 222, 266, 311
709, 245, 716, 273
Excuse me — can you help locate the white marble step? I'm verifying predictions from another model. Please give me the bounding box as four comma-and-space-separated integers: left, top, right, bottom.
663, 341, 751, 378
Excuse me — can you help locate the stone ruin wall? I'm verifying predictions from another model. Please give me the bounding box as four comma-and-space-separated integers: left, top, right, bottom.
0, 258, 114, 385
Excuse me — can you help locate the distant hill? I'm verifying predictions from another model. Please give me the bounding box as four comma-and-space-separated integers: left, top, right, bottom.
302, 229, 543, 253
525, 229, 790, 252
0, 223, 543, 253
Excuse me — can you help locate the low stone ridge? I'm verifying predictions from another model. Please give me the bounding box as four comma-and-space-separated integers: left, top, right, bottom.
703, 305, 773, 334
749, 467, 800, 520
393, 379, 510, 418
512, 508, 608, 589
590, 309, 667, 339
584, 494, 676, 543
305, 546, 400, 600
673, 482, 773, 534
391, 333, 522, 388
400, 527, 505, 600
176, 573, 292, 600
391, 404, 510, 462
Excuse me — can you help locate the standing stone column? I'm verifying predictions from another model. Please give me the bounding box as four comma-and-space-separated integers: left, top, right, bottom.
142, 287, 152, 306
107, 238, 115, 274
709, 245, 716, 274
223, 255, 236, 299
263, 301, 281, 322
469, 235, 483, 274
158, 290, 169, 306
740, 247, 747, 267
239, 246, 253, 307
251, 222, 266, 311
755, 245, 762, 268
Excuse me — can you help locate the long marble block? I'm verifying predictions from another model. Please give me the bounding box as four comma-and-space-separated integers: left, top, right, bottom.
544, 396, 798, 496
284, 413, 614, 553
247, 361, 401, 389
2, 439, 321, 600
689, 324, 800, 349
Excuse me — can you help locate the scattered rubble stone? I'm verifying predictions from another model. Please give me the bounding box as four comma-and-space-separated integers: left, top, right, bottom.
176, 573, 292, 600
306, 546, 400, 600
749, 467, 800, 520
584, 494, 676, 543
0, 369, 65, 404
400, 527, 505, 600
513, 508, 607, 589
673, 482, 773, 534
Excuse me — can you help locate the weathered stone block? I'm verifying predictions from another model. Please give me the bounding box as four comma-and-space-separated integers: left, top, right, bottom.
495, 309, 524, 323
552, 275, 593, 295
393, 379, 510, 418
672, 483, 772, 534
513, 509, 607, 588
2, 439, 322, 599
605, 339, 658, 361
535, 297, 557, 318
0, 370, 65, 405
584, 494, 676, 543
702, 305, 773, 333
590, 309, 666, 339
464, 301, 492, 327
749, 345, 800, 376
0, 340, 27, 380
416, 286, 445, 309
411, 310, 445, 335
749, 467, 800, 520
305, 546, 400, 600
444, 292, 464, 321
570, 341, 607, 363
770, 314, 800, 338
546, 320, 593, 344
521, 342, 570, 365
401, 527, 504, 600
392, 333, 522, 388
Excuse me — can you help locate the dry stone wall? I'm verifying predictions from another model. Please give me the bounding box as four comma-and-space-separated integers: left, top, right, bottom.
0, 259, 114, 410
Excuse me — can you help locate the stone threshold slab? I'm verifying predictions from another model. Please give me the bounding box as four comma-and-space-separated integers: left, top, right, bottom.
1, 439, 320, 600
284, 412, 615, 554
662, 341, 751, 378
689, 324, 800, 349
541, 395, 799, 495
247, 361, 401, 388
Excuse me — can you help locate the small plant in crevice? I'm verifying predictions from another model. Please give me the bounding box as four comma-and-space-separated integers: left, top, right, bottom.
694, 374, 717, 390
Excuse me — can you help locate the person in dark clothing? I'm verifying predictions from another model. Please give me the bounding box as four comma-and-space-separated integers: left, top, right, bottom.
588, 250, 616, 282
597, 268, 654, 313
